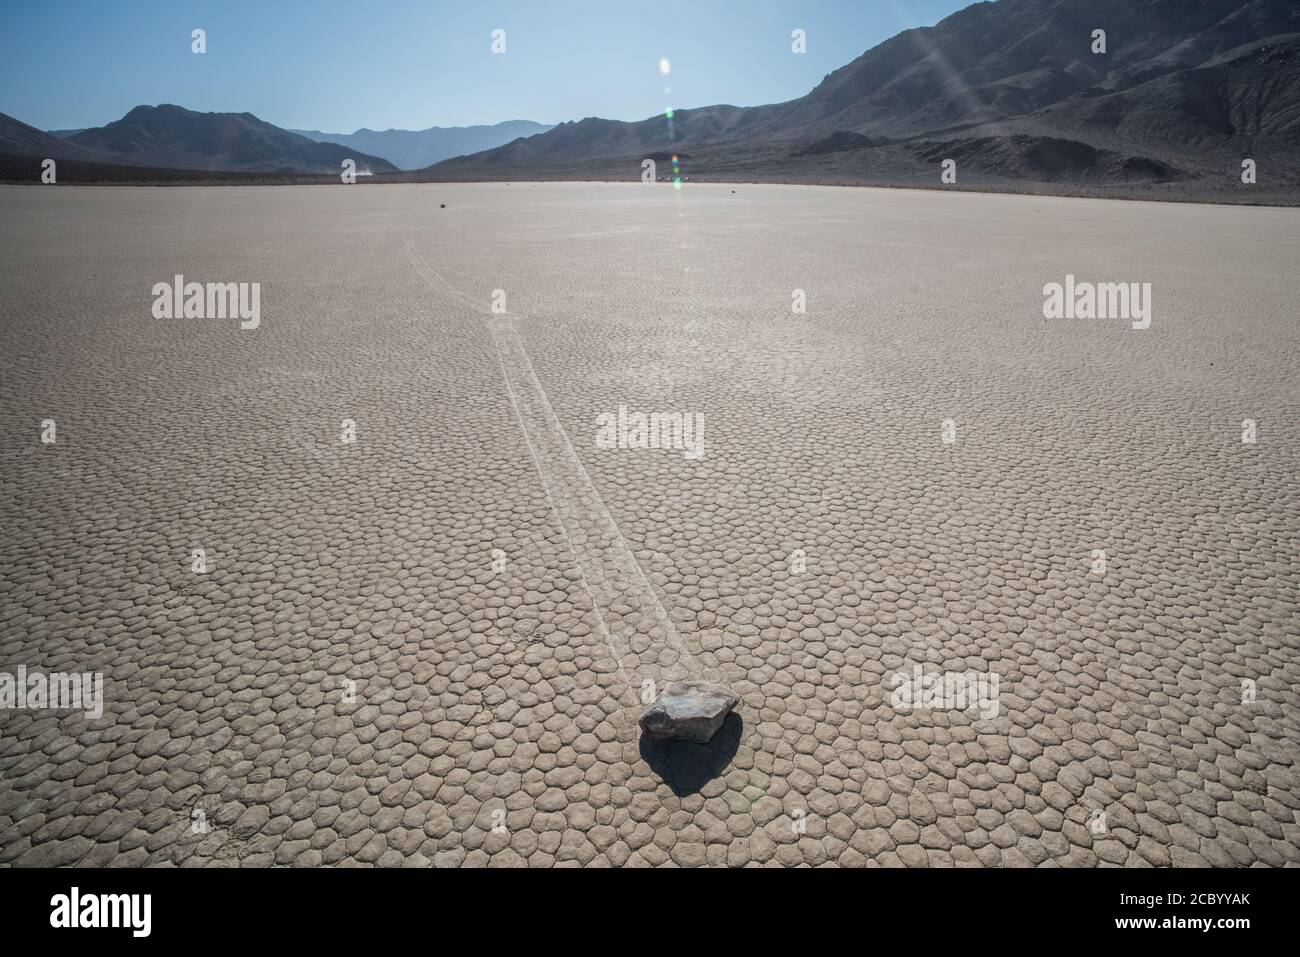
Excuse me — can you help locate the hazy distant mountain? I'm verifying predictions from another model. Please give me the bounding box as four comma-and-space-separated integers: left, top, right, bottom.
290, 120, 552, 170
67, 105, 398, 174
0, 112, 109, 161
48, 128, 88, 138
429, 0, 1300, 195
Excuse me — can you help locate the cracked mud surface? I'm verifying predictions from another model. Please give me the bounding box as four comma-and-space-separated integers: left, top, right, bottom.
0, 182, 1297, 867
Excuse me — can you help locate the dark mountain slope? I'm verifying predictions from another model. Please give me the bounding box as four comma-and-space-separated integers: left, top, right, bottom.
427, 0, 1300, 200
0, 112, 110, 161
1039, 34, 1300, 148
68, 105, 398, 174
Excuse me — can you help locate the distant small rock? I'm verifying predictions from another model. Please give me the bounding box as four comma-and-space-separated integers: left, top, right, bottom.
639, 681, 740, 743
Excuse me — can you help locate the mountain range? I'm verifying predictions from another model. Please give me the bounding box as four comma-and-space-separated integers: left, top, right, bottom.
426, 0, 1300, 199
70, 105, 397, 174
0, 105, 396, 174
288, 121, 553, 170
2, 0, 1297, 201
3, 110, 549, 177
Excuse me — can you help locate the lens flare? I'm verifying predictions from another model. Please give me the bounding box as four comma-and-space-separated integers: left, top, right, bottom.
661, 107, 684, 187
658, 64, 683, 189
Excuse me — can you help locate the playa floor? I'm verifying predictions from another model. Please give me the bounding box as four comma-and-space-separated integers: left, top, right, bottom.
0, 182, 1296, 866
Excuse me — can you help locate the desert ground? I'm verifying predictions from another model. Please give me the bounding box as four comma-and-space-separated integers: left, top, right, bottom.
0, 182, 1296, 867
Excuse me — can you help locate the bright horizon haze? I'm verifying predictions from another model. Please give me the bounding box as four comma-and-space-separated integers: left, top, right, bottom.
0, 0, 970, 133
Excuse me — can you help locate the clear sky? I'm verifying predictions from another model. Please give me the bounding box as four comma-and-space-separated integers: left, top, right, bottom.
0, 0, 972, 133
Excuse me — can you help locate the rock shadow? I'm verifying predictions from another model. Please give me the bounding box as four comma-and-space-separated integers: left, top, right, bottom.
639, 712, 743, 797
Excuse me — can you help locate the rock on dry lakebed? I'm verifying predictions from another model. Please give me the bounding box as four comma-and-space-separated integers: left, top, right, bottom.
639, 681, 741, 744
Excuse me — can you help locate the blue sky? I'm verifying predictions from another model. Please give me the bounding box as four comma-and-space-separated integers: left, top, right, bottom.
0, 0, 971, 133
